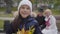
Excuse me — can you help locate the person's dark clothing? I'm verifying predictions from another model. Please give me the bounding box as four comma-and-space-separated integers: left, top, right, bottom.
36, 15, 46, 30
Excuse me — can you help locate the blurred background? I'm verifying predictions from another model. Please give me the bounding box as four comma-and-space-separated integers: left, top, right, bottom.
0, 0, 60, 34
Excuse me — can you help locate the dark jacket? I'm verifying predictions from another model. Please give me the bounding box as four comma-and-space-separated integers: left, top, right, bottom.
35, 15, 46, 30
6, 16, 42, 34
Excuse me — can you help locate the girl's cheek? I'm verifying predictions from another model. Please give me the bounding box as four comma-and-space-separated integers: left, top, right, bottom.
19, 11, 22, 15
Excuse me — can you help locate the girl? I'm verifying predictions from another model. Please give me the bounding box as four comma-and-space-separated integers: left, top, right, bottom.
42, 9, 58, 34
6, 0, 42, 34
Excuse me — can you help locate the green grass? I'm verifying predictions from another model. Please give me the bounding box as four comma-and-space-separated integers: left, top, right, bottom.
52, 9, 60, 15
0, 7, 60, 15
0, 7, 17, 12
0, 20, 4, 29
0, 7, 6, 11
12, 7, 17, 11
0, 14, 13, 17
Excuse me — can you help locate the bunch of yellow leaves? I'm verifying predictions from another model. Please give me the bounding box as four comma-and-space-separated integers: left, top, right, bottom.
17, 26, 35, 34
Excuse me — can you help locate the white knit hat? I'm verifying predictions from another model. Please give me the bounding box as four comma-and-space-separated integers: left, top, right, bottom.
18, 0, 32, 15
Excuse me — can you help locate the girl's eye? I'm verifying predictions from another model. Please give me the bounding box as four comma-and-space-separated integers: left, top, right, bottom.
27, 7, 30, 10
21, 7, 25, 9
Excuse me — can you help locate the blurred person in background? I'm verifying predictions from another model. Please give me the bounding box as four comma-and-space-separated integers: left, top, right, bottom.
35, 8, 46, 30
42, 9, 58, 34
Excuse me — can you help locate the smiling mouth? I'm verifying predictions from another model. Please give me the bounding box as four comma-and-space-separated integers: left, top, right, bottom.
22, 12, 28, 15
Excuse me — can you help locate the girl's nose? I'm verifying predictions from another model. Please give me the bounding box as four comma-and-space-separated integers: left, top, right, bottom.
24, 9, 27, 12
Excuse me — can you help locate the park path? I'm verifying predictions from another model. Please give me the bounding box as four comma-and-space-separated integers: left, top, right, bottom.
0, 17, 14, 20
0, 15, 60, 20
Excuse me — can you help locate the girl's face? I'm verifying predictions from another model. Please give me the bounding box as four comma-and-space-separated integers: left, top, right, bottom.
44, 9, 52, 17
19, 5, 31, 18
44, 11, 50, 17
